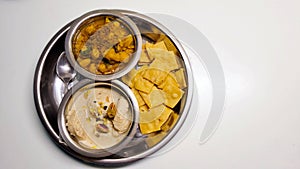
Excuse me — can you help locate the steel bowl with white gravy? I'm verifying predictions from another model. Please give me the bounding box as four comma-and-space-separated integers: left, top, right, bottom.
57, 79, 139, 158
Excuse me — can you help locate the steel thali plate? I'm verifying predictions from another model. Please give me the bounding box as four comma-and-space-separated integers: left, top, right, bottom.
33, 10, 193, 167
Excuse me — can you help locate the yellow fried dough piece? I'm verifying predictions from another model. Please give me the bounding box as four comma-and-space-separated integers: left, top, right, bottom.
121, 66, 148, 87
145, 132, 167, 147
152, 41, 168, 50
161, 112, 179, 132
157, 35, 179, 56
142, 68, 168, 85
140, 104, 165, 123
139, 105, 149, 113
121, 68, 137, 87
162, 82, 184, 108
157, 73, 179, 89
138, 50, 151, 65
148, 88, 165, 108
132, 88, 145, 106
173, 68, 187, 89
145, 42, 155, 60
139, 91, 150, 109
139, 120, 161, 134
139, 105, 173, 134
133, 75, 154, 94
149, 49, 179, 72
139, 87, 165, 108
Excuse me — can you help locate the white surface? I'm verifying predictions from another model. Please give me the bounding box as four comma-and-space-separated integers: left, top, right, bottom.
1, 0, 300, 169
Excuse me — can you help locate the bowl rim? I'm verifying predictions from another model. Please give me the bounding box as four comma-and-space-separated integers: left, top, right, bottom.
65, 10, 142, 81
57, 79, 139, 158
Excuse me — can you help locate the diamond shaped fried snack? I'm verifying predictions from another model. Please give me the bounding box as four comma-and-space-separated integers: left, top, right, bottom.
162, 82, 184, 108
138, 50, 151, 65
148, 49, 179, 72
142, 68, 168, 85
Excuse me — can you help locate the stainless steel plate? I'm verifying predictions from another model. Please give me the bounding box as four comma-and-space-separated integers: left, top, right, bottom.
33, 10, 193, 167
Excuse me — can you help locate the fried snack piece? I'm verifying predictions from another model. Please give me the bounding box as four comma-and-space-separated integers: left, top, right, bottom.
157, 73, 179, 89
132, 88, 145, 106
142, 68, 168, 86
145, 131, 167, 147
133, 74, 154, 94
152, 41, 168, 50
173, 68, 187, 89
138, 50, 151, 65
139, 105, 149, 113
139, 86, 165, 108
157, 34, 179, 56
139, 105, 173, 134
121, 40, 187, 135
144, 41, 167, 60
139, 104, 165, 123
161, 112, 179, 132
162, 82, 184, 108
145, 41, 167, 50
121, 68, 137, 87
145, 42, 155, 60
121, 66, 148, 87
139, 120, 161, 134
149, 49, 179, 72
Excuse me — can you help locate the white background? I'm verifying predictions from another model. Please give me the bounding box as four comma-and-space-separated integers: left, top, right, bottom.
1, 0, 300, 169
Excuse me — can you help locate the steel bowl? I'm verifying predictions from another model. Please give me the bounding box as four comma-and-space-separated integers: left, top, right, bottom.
65, 10, 142, 81
57, 79, 139, 158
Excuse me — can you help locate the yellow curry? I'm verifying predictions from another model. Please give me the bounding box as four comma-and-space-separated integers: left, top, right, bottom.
73, 16, 135, 75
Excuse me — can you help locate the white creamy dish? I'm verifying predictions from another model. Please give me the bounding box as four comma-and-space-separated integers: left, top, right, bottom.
65, 86, 132, 149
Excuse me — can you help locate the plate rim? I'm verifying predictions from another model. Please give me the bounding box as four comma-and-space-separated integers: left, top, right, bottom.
33, 9, 194, 166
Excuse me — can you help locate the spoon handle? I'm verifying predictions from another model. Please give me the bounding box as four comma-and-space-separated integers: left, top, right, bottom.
67, 77, 79, 90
